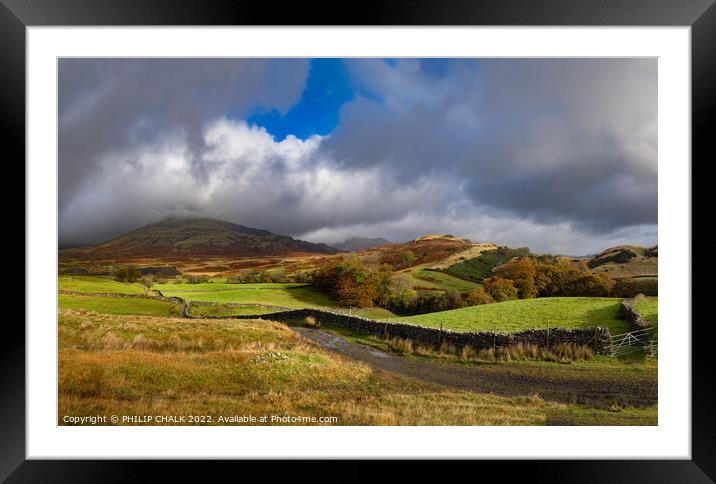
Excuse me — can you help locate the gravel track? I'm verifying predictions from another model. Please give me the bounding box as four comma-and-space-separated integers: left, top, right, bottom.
293, 327, 657, 408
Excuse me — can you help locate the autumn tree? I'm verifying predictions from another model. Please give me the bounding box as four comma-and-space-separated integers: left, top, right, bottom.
483, 277, 518, 302
493, 257, 537, 299
465, 286, 494, 305
611, 277, 636, 298
384, 273, 417, 311
312, 254, 391, 307
533, 258, 613, 297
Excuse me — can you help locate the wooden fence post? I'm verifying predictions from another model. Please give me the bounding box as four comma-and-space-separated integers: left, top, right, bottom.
593, 327, 598, 354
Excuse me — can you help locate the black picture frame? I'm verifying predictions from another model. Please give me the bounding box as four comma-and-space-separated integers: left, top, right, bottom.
3, 0, 713, 480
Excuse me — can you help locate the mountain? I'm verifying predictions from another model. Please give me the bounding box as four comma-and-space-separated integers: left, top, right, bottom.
59, 217, 340, 259
333, 236, 391, 251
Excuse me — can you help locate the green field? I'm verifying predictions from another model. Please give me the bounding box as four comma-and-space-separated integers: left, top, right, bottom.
634, 297, 658, 326
386, 297, 631, 334
58, 294, 180, 317
161, 286, 337, 309
408, 269, 480, 292
188, 304, 280, 317
59, 276, 146, 294
154, 282, 306, 291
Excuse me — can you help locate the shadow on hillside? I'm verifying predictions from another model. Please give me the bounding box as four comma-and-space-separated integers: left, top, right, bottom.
285, 285, 343, 309
582, 301, 626, 334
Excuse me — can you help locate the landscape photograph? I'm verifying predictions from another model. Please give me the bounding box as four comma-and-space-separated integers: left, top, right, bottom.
58, 57, 658, 426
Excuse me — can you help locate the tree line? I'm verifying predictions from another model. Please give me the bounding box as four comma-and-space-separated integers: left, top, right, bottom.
310, 253, 652, 316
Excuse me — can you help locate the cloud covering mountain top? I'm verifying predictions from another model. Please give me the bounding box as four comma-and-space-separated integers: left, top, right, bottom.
59, 58, 657, 255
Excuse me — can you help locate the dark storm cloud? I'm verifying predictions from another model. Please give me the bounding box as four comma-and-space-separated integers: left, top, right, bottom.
322, 58, 657, 232
58, 58, 657, 253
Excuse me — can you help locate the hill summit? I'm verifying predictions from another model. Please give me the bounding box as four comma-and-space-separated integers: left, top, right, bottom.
60, 217, 340, 258
333, 237, 392, 251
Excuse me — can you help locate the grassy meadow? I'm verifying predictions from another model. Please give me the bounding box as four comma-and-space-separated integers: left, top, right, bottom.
634, 297, 658, 326
187, 304, 281, 317
56, 271, 657, 427
58, 309, 656, 425
162, 286, 337, 309
59, 275, 146, 294
58, 294, 181, 317
153, 282, 307, 291
406, 268, 481, 292
386, 297, 633, 334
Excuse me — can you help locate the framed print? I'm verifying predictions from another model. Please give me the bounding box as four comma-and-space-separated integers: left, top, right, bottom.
4, 0, 714, 479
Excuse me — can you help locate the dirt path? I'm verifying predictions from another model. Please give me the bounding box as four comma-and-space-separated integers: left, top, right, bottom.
293, 327, 657, 408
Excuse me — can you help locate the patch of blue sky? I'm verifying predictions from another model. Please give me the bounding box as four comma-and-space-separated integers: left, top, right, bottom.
245, 58, 354, 140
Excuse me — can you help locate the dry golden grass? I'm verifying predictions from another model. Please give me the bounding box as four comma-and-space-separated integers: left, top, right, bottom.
386, 336, 594, 364
303, 315, 320, 328
58, 309, 652, 426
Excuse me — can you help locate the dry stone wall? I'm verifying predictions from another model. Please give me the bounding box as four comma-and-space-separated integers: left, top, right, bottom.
619, 294, 651, 330
187, 306, 611, 353
63, 289, 612, 352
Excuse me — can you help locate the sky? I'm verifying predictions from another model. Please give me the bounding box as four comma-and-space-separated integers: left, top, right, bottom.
58, 58, 657, 255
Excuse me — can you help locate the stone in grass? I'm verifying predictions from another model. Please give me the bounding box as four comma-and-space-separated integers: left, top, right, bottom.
251, 351, 290, 365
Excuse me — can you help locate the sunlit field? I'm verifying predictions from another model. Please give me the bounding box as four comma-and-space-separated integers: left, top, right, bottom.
387, 297, 633, 334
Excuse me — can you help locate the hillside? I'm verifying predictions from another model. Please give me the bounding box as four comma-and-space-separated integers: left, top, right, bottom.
441, 246, 531, 282
588, 245, 658, 278
60, 217, 340, 259
333, 236, 391, 251
361, 234, 475, 268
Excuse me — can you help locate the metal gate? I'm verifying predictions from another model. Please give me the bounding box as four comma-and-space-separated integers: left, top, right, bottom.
607, 326, 656, 357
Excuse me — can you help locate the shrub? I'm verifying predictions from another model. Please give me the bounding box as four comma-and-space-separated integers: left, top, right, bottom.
292, 271, 312, 284
388, 338, 414, 354
304, 316, 320, 328
140, 275, 154, 289
465, 287, 494, 305
400, 250, 416, 267
186, 274, 210, 284
385, 273, 418, 312
112, 265, 141, 283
